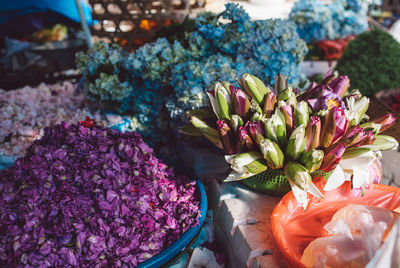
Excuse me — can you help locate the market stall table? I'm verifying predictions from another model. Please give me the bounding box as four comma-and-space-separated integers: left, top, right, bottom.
207, 178, 288, 268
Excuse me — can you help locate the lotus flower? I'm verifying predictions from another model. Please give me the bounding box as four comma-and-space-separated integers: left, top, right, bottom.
186, 71, 399, 208
274, 74, 287, 94
371, 114, 396, 133
321, 69, 336, 84
284, 161, 324, 210
239, 73, 269, 105
299, 81, 323, 101
225, 152, 267, 181
278, 87, 297, 107
263, 91, 277, 118
260, 138, 284, 169
263, 108, 287, 147
279, 101, 294, 132
230, 86, 251, 120
300, 149, 324, 173
246, 121, 265, 145
320, 107, 349, 148
236, 125, 254, 153
207, 83, 232, 121
343, 125, 372, 147
286, 124, 306, 160
320, 142, 346, 172
345, 96, 369, 126
308, 89, 346, 111
324, 148, 377, 192
305, 116, 321, 150
230, 114, 244, 133
217, 120, 235, 154
294, 101, 309, 127
328, 75, 350, 98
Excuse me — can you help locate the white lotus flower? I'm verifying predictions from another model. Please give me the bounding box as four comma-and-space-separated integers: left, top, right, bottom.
324, 149, 377, 192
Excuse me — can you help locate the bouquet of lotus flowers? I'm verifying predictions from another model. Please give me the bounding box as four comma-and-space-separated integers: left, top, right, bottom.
184, 71, 398, 208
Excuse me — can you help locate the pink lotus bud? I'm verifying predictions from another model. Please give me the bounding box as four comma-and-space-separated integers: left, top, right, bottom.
320, 142, 346, 172
217, 120, 235, 154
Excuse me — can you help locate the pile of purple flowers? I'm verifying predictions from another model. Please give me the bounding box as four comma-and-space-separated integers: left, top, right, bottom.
0, 121, 200, 267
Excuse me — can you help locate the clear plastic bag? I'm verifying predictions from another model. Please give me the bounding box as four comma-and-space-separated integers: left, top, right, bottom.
271, 178, 400, 268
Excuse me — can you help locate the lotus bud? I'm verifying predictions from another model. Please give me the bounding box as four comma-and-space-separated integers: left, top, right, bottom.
246, 121, 265, 145
230, 114, 244, 133
206, 90, 221, 120
347, 89, 362, 100
370, 135, 399, 151
250, 74, 270, 96
320, 107, 349, 148
191, 116, 223, 149
320, 142, 346, 172
231, 86, 251, 120
358, 131, 375, 146
278, 101, 294, 132
236, 126, 254, 153
353, 96, 369, 125
284, 161, 324, 209
300, 149, 324, 173
224, 152, 267, 181
251, 112, 262, 122
304, 116, 321, 150
294, 101, 310, 127
259, 139, 284, 169
241, 73, 269, 105
263, 108, 287, 147
328, 75, 350, 98
343, 125, 375, 147
321, 69, 336, 84
299, 81, 320, 102
215, 83, 232, 121
286, 124, 306, 160
371, 114, 396, 133
343, 125, 365, 147
360, 121, 381, 134
263, 91, 277, 118
217, 120, 235, 154
250, 99, 263, 114
278, 87, 297, 107
274, 74, 287, 94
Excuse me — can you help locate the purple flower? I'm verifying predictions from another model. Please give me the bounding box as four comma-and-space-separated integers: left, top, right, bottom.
320, 142, 346, 172
216, 120, 235, 154
307, 89, 346, 111
320, 107, 349, 148
328, 75, 350, 98
0, 122, 200, 267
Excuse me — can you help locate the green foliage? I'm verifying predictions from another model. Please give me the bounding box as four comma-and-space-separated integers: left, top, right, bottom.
335, 29, 400, 96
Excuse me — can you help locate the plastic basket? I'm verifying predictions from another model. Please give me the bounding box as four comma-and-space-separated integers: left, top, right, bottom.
0, 155, 18, 170
241, 169, 333, 196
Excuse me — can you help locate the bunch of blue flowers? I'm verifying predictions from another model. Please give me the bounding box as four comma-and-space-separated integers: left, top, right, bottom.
77, 3, 307, 150
289, 0, 369, 43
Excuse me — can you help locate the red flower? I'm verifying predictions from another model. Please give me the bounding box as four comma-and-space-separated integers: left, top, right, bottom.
80, 116, 96, 128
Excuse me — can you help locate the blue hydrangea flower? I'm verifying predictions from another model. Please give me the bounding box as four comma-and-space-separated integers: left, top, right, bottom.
289, 0, 369, 43
77, 4, 308, 151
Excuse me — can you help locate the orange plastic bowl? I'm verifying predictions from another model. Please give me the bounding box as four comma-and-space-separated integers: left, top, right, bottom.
271, 178, 400, 268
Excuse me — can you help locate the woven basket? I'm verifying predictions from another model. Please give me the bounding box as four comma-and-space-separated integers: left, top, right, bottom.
88, 0, 206, 49
241, 169, 332, 196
